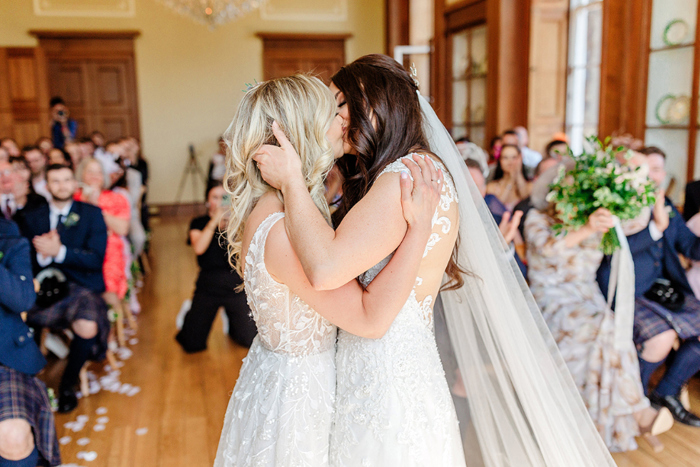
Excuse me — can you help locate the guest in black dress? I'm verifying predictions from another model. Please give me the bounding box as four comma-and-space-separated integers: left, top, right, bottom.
176, 181, 256, 352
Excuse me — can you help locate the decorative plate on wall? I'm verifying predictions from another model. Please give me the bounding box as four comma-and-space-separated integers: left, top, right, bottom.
655, 94, 691, 124
663, 19, 690, 46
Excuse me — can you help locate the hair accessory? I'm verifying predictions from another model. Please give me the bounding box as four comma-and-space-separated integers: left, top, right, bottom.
409, 63, 420, 89
242, 80, 260, 93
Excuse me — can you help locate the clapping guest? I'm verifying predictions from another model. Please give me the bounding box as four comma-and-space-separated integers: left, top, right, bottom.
526, 162, 673, 451
64, 141, 82, 168
514, 126, 543, 170
20, 164, 109, 413
176, 182, 256, 352
23, 146, 51, 201
0, 218, 61, 467
9, 156, 48, 221
486, 144, 532, 211
598, 147, 700, 428
74, 158, 130, 303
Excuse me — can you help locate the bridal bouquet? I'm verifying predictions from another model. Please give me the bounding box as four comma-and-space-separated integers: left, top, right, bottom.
546, 136, 656, 255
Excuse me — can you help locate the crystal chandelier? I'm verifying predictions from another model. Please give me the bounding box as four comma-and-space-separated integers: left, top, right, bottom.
157, 0, 263, 28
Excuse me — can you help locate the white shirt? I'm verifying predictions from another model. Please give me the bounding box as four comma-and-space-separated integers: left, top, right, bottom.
521, 146, 543, 169
36, 201, 72, 267
33, 177, 52, 202
94, 150, 122, 177
1, 193, 16, 218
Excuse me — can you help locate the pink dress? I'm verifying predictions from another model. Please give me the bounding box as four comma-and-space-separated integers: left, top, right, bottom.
75, 189, 130, 299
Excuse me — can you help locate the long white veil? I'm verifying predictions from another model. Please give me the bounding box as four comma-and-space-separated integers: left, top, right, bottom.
420, 95, 616, 466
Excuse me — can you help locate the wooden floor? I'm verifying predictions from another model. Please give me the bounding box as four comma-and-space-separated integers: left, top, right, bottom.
42, 216, 700, 466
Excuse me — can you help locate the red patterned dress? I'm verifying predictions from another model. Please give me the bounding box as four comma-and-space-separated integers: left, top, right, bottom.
75, 189, 130, 299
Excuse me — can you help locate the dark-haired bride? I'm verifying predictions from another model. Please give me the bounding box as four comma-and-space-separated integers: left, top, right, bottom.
255, 55, 617, 466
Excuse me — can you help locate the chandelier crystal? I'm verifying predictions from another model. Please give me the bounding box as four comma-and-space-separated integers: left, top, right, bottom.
157, 0, 263, 27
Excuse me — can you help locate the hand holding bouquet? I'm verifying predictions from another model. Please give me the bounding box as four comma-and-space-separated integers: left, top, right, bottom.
546, 136, 656, 255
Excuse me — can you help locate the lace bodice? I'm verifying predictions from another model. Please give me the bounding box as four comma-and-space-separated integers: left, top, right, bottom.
358, 153, 458, 328
244, 212, 337, 356
331, 156, 464, 466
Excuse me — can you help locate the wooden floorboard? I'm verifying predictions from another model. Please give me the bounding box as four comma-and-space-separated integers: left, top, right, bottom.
41, 216, 700, 466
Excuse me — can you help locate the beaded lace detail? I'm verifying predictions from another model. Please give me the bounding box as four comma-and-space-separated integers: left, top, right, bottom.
215, 212, 337, 466
244, 212, 336, 355
330, 155, 465, 466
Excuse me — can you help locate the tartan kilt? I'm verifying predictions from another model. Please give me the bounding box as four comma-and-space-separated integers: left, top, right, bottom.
0, 365, 60, 466
634, 295, 700, 344
25, 282, 110, 360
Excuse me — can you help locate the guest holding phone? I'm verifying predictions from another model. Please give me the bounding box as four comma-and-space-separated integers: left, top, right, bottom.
176, 181, 256, 352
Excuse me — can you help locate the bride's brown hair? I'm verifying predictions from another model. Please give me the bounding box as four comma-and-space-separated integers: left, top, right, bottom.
331, 54, 465, 291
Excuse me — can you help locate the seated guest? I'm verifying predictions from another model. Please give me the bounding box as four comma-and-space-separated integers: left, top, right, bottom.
63, 141, 82, 169
23, 146, 50, 202
90, 131, 106, 157
8, 157, 48, 223
0, 138, 20, 158
0, 147, 8, 163
78, 137, 95, 161
123, 137, 150, 235
75, 158, 130, 303
486, 144, 532, 211
514, 156, 561, 240
120, 138, 147, 257
526, 163, 673, 451
20, 164, 109, 413
598, 146, 700, 427
544, 139, 569, 160
514, 126, 543, 170
488, 135, 502, 167
684, 178, 700, 221
0, 218, 61, 466
47, 148, 71, 168
466, 159, 525, 277
35, 137, 53, 158
176, 182, 256, 352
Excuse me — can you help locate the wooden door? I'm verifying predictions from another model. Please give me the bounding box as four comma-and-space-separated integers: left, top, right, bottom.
0, 47, 50, 145
36, 31, 141, 141
258, 33, 350, 85
527, 0, 569, 155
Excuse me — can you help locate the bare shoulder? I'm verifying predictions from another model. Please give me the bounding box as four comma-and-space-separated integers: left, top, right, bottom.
240, 192, 284, 263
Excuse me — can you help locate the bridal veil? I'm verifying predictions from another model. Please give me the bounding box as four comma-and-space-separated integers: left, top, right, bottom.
420, 94, 616, 466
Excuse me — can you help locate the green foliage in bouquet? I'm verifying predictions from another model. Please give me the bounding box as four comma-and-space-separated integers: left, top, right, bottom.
546, 136, 656, 255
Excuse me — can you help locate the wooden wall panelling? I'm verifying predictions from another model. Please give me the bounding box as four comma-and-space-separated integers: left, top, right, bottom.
258, 33, 351, 85
385, 0, 410, 55
598, 0, 651, 140
0, 47, 50, 145
35, 31, 141, 140
687, 1, 700, 181
527, 0, 569, 154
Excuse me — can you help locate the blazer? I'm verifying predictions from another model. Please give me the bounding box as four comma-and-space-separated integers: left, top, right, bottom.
597, 199, 700, 300
685, 180, 700, 221
20, 200, 108, 293
0, 218, 45, 375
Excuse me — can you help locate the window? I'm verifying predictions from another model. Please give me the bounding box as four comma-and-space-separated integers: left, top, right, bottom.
565, 0, 603, 154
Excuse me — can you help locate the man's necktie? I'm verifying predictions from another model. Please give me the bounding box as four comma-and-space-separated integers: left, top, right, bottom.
2, 199, 11, 220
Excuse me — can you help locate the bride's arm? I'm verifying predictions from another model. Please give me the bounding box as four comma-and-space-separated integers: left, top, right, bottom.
255, 125, 439, 290
265, 165, 440, 338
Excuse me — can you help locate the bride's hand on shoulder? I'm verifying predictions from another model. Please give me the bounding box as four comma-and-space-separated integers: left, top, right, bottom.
253, 121, 304, 192
400, 155, 443, 232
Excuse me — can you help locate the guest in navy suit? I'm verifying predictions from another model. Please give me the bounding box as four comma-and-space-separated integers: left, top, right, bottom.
598, 147, 700, 427
19, 164, 109, 414
0, 218, 60, 466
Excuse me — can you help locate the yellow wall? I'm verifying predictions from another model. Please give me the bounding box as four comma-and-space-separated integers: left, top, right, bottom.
0, 0, 384, 204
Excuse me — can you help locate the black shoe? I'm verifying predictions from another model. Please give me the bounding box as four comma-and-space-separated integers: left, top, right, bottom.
57, 388, 78, 413
650, 392, 700, 427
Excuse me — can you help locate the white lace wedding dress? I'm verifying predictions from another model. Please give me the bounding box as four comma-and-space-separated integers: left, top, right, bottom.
215, 212, 337, 467
330, 156, 466, 467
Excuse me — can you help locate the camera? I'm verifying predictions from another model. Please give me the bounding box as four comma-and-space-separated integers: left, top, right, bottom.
57, 110, 66, 117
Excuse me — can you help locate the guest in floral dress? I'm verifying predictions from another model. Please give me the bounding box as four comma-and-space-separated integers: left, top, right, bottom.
525, 164, 673, 452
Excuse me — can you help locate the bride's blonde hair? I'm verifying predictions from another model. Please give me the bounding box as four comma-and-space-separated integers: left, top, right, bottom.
224, 74, 336, 275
